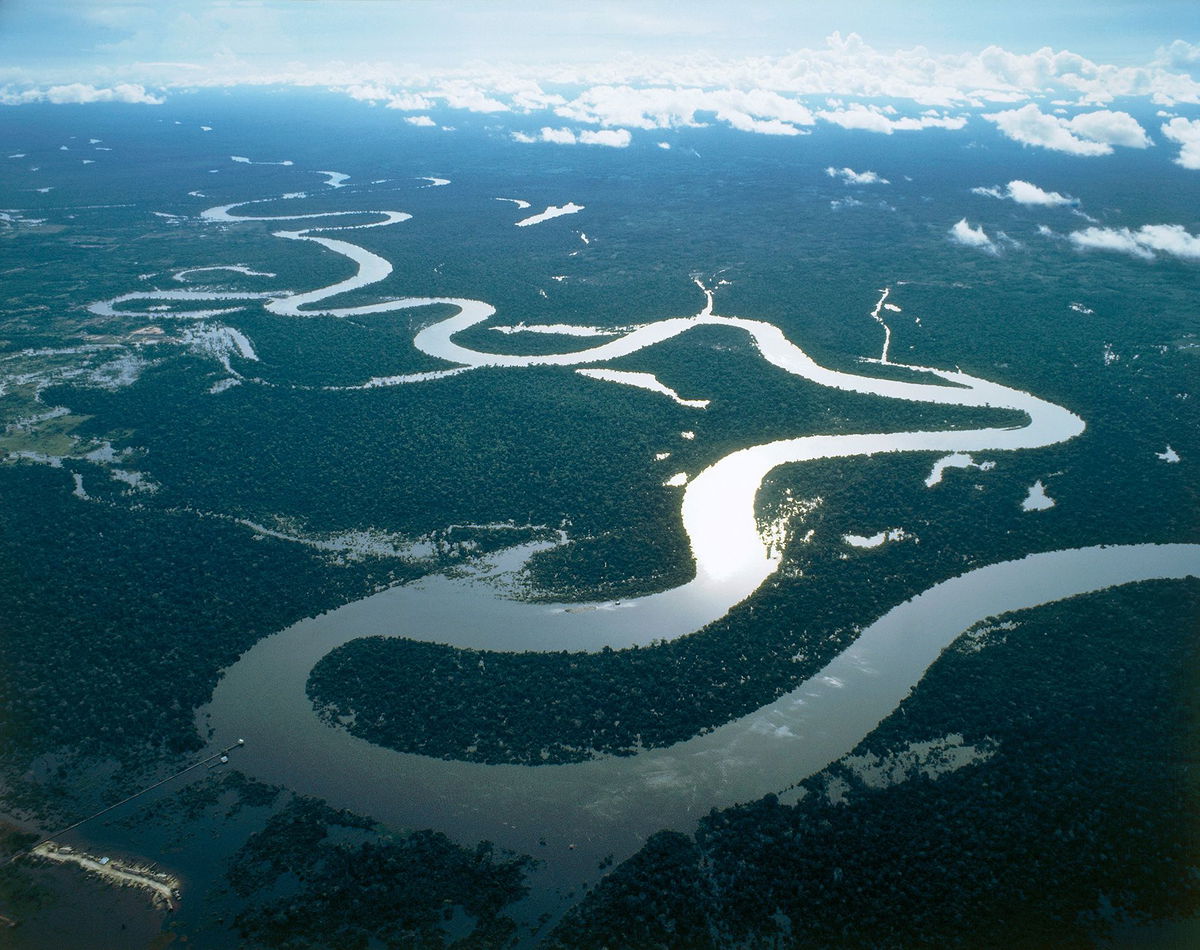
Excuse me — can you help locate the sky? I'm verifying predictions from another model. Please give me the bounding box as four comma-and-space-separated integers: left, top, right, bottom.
1, 1, 1198, 178
1, 0, 1197, 79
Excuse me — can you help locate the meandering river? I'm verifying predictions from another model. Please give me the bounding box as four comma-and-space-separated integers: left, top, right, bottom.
89, 190, 1200, 913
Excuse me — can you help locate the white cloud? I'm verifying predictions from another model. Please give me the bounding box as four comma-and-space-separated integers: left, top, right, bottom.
345, 83, 403, 105
967, 42, 1200, 106
382, 92, 433, 111
817, 103, 895, 133
1162, 117, 1200, 170
721, 112, 804, 136
7, 29, 1200, 170
1154, 40, 1200, 73
816, 102, 966, 134
984, 104, 1108, 155
1069, 224, 1200, 262
487, 78, 565, 113
826, 166, 889, 185
1066, 109, 1151, 148
404, 115, 436, 127
0, 82, 163, 105
345, 80, 505, 114
983, 104, 1150, 156
9, 28, 1200, 118
972, 180, 1076, 206
512, 126, 631, 147
578, 128, 631, 147
893, 114, 966, 131
1069, 228, 1155, 260
540, 126, 577, 144
1006, 179, 1076, 205
436, 82, 509, 113
553, 85, 701, 130
550, 84, 816, 138
949, 218, 998, 254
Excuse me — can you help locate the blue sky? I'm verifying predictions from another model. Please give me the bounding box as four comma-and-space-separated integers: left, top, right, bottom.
0, 0, 1196, 79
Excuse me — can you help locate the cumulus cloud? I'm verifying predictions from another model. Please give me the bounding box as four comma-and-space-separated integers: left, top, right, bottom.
383, 92, 433, 111
949, 218, 998, 254
972, 179, 1076, 206
984, 105, 1108, 155
816, 102, 966, 134
513, 126, 631, 147
983, 104, 1150, 155
538, 126, 577, 145
578, 128, 631, 147
550, 84, 816, 138
967, 41, 1200, 106
546, 33, 1197, 109
1154, 40, 1200, 73
721, 113, 805, 135
1, 82, 163, 105
1066, 109, 1152, 148
344, 83, 434, 111
11, 29, 1200, 119
436, 82, 509, 113
1006, 179, 1078, 205
404, 115, 435, 127
343, 83, 392, 103
553, 84, 701, 129
826, 166, 889, 185
347, 82, 507, 114
10, 30, 1200, 169
1069, 224, 1200, 261
1162, 117, 1200, 169
486, 78, 566, 113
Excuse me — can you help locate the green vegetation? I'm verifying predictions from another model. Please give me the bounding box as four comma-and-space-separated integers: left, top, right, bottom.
228, 796, 533, 949
306, 409, 1197, 768
547, 579, 1200, 948
0, 824, 49, 920
48, 322, 1024, 590
2, 95, 1198, 949
0, 462, 424, 767
305, 566, 869, 765
113, 770, 283, 829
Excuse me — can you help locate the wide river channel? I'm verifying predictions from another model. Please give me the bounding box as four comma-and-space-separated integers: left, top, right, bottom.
90, 190, 1200, 922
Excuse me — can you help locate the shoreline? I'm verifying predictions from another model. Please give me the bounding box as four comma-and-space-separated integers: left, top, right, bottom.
29, 841, 180, 911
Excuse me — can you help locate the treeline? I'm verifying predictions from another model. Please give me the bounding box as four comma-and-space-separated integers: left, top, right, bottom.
546, 579, 1200, 948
